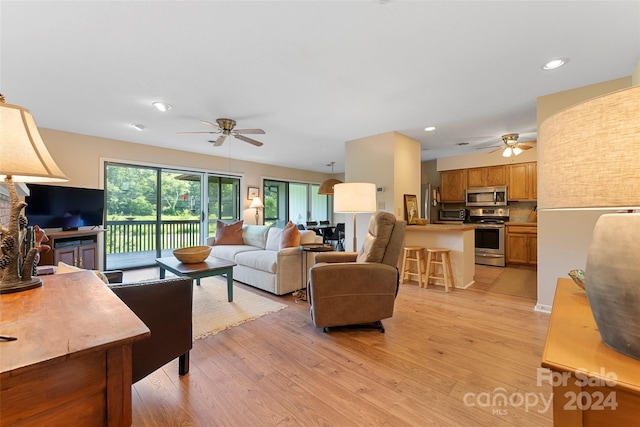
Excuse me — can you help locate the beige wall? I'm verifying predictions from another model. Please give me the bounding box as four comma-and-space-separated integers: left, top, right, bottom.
343, 131, 421, 249
436, 144, 537, 171
41, 128, 332, 222
535, 76, 633, 311
393, 133, 422, 219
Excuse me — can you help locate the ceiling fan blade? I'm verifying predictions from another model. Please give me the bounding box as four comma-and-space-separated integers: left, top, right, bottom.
234, 134, 264, 147
234, 128, 266, 135
519, 145, 533, 150
475, 144, 501, 150
177, 131, 218, 135
201, 120, 221, 130
213, 135, 227, 146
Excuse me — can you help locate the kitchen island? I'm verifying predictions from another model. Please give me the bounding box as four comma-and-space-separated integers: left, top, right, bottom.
402, 224, 476, 289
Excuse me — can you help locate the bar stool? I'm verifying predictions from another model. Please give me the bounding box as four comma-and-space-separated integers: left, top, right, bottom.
425, 248, 454, 292
400, 246, 427, 287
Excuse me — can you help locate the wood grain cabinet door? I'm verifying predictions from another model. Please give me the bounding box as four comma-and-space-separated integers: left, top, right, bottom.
485, 165, 506, 186
79, 244, 97, 270
55, 246, 77, 266
467, 168, 485, 187
440, 169, 467, 202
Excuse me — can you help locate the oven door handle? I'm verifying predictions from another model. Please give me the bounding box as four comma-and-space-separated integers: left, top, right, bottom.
475, 224, 505, 229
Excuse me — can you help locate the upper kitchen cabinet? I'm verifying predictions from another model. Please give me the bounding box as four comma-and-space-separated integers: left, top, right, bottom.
440, 169, 467, 202
467, 165, 507, 188
508, 162, 537, 200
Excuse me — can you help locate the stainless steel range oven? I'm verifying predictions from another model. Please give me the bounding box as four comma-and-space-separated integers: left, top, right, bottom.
466, 208, 509, 267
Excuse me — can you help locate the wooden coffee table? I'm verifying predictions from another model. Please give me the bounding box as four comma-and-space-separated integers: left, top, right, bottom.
156, 256, 236, 302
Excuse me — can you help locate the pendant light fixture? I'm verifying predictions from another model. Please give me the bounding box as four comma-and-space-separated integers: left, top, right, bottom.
318, 161, 342, 195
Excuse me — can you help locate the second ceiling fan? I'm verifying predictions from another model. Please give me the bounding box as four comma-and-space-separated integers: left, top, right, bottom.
480, 133, 536, 157
498, 133, 536, 157
178, 118, 265, 147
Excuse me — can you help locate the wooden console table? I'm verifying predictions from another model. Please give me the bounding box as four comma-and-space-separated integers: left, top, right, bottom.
0, 271, 150, 426
541, 278, 640, 426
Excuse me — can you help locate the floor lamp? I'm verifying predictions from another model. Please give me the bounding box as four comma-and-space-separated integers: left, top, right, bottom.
333, 183, 377, 252
0, 94, 68, 294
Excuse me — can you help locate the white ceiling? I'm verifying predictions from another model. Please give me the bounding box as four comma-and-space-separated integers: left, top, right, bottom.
2, 1, 639, 174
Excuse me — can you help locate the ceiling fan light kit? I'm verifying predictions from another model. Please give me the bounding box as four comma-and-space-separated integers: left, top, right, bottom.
499, 133, 534, 157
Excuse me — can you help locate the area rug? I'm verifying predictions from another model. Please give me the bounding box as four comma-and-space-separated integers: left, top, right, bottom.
485, 267, 537, 300
192, 277, 287, 340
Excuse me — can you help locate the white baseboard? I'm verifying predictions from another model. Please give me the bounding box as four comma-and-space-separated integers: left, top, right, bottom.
534, 303, 552, 314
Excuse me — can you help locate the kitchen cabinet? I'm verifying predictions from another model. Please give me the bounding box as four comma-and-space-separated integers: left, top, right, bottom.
38, 230, 99, 269
467, 165, 507, 187
508, 162, 537, 200
506, 223, 537, 265
440, 169, 467, 202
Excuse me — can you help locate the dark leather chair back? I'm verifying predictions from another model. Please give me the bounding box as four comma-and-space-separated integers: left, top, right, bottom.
109, 277, 193, 383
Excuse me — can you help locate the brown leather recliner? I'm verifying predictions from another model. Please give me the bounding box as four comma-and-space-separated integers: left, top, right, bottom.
308, 211, 406, 332
108, 276, 193, 383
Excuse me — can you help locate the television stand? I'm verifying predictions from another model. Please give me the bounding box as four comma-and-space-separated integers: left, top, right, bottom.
38, 230, 100, 270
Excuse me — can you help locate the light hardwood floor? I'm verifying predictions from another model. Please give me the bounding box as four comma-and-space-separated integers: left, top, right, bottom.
127, 267, 552, 426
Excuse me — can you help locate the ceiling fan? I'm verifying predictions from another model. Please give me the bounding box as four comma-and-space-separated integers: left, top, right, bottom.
480, 133, 536, 157
178, 118, 265, 147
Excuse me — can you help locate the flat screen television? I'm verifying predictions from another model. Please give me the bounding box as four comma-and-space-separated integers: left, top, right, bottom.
25, 184, 105, 231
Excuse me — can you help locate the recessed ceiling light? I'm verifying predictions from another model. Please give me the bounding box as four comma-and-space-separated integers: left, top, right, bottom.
424, 126, 436, 132
542, 58, 569, 71
152, 101, 172, 112
131, 123, 145, 131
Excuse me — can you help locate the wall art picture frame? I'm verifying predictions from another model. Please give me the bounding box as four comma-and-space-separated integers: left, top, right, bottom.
248, 186, 259, 200
404, 194, 418, 225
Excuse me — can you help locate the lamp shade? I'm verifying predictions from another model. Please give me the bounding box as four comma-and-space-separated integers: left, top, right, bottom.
538, 85, 640, 210
249, 197, 264, 209
318, 178, 342, 195
333, 183, 376, 213
0, 102, 68, 182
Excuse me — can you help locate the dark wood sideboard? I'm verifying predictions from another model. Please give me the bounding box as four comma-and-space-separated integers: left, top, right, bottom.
0, 271, 150, 426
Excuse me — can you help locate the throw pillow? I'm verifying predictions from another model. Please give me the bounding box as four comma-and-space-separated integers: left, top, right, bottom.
215, 220, 244, 245
280, 221, 301, 249
242, 225, 271, 249
54, 261, 110, 284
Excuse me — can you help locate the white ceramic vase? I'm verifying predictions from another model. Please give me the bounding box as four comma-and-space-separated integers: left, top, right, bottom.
585, 213, 640, 360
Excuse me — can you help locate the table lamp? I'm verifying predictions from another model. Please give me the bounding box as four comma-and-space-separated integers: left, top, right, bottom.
538, 84, 640, 359
333, 182, 376, 252
0, 94, 68, 294
249, 197, 264, 225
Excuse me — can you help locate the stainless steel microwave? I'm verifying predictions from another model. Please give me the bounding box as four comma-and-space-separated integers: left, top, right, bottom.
466, 186, 508, 207
439, 209, 467, 221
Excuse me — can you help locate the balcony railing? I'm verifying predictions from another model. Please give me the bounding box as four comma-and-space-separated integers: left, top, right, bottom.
105, 219, 201, 254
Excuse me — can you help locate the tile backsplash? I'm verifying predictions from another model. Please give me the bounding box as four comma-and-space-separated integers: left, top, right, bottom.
509, 201, 537, 222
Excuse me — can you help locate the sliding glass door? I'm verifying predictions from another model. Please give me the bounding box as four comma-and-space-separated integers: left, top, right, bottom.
263, 179, 330, 227
104, 162, 240, 270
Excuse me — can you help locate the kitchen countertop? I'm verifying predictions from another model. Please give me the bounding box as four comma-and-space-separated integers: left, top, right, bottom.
406, 224, 476, 231
505, 221, 537, 226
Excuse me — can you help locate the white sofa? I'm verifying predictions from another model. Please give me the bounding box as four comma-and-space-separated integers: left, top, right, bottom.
207, 225, 321, 295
